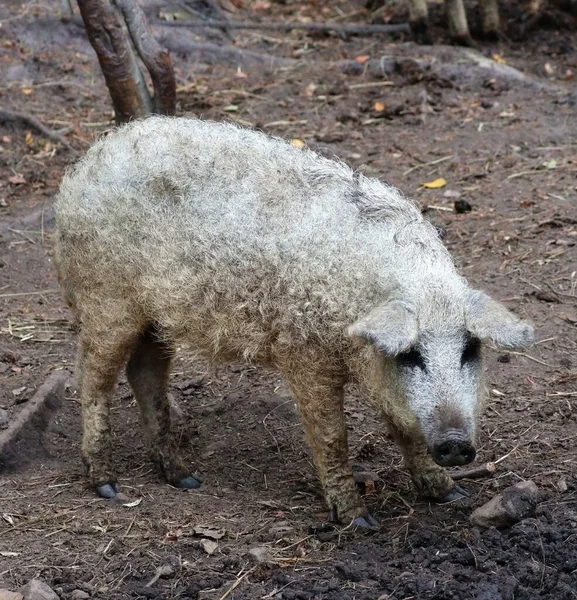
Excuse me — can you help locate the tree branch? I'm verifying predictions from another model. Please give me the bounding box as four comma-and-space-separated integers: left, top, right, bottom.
114, 0, 176, 115
153, 19, 411, 36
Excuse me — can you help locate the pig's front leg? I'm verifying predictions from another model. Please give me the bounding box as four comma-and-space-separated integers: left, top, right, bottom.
282, 369, 378, 529
394, 432, 467, 502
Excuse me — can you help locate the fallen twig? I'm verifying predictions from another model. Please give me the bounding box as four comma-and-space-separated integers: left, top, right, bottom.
218, 565, 257, 600
451, 461, 496, 481
403, 155, 454, 176
0, 109, 77, 153
450, 445, 520, 481
0, 289, 60, 299
504, 351, 553, 368
158, 37, 292, 66
493, 444, 520, 465
154, 19, 410, 36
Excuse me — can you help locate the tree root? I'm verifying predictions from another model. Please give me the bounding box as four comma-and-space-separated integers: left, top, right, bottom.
0, 109, 78, 153
154, 19, 411, 36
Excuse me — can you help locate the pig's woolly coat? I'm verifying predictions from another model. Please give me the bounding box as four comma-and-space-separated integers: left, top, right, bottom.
55, 116, 469, 368
55, 116, 531, 519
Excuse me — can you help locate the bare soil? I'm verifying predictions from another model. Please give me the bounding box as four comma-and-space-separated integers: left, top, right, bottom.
1, 1, 576, 598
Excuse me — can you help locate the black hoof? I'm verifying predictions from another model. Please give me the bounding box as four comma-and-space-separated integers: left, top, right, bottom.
97, 483, 119, 499
352, 514, 380, 530
436, 486, 469, 503
177, 475, 202, 489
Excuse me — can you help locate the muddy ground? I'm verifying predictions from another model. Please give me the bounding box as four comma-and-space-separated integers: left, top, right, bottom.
1, 0, 577, 598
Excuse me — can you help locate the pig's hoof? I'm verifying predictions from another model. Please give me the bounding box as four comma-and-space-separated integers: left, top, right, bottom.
352, 514, 380, 530
436, 486, 469, 503
97, 483, 119, 499
177, 475, 202, 489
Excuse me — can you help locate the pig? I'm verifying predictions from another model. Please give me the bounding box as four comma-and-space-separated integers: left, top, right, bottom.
54, 117, 533, 528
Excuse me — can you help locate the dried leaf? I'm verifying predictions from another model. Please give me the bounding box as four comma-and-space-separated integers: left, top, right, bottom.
422, 178, 447, 189
492, 54, 506, 65
291, 138, 305, 149
122, 498, 142, 508
22, 88, 33, 95
364, 480, 377, 494
304, 83, 317, 97
355, 55, 370, 64
193, 525, 225, 540
223, 104, 239, 112
2, 514, 15, 526
543, 159, 557, 170
8, 175, 26, 185
165, 529, 182, 542
257, 500, 279, 508
374, 101, 385, 112
25, 132, 34, 146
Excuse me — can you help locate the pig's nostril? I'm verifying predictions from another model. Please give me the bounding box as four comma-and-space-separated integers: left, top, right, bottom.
433, 441, 476, 466
460, 445, 476, 464
437, 442, 452, 458
433, 442, 453, 463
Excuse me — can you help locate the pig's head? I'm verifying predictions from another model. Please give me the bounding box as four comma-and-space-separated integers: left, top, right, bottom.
348, 290, 533, 467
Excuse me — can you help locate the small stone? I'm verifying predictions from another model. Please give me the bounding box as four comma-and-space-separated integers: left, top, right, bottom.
70, 592, 89, 600
248, 546, 272, 563
0, 408, 9, 428
558, 479, 568, 493
19, 580, 59, 600
470, 480, 539, 529
200, 539, 218, 555
454, 199, 472, 214
0, 591, 24, 600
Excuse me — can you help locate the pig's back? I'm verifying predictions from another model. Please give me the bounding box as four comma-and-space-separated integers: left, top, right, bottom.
54, 117, 450, 359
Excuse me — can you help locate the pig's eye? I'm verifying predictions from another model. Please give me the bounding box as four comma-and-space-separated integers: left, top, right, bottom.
461, 336, 481, 367
396, 348, 426, 371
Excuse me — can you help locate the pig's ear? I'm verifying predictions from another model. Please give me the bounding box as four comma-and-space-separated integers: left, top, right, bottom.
465, 290, 534, 349
347, 301, 418, 356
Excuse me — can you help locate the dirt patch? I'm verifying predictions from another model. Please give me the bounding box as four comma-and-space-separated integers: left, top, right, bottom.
1, 0, 577, 598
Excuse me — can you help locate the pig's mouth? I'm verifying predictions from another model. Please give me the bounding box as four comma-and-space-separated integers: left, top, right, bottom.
431, 438, 476, 467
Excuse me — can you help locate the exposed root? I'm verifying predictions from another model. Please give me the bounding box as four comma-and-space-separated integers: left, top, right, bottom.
0, 109, 77, 154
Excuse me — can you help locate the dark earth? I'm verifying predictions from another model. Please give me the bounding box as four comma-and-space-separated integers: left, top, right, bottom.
1, 0, 577, 598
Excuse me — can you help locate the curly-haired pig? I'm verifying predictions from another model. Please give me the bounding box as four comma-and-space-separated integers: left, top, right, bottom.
54, 117, 534, 528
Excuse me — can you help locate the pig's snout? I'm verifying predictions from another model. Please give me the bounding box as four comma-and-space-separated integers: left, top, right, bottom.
432, 437, 476, 467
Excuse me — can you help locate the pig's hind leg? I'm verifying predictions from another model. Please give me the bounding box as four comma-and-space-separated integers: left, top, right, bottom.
126, 326, 201, 490
77, 318, 140, 498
